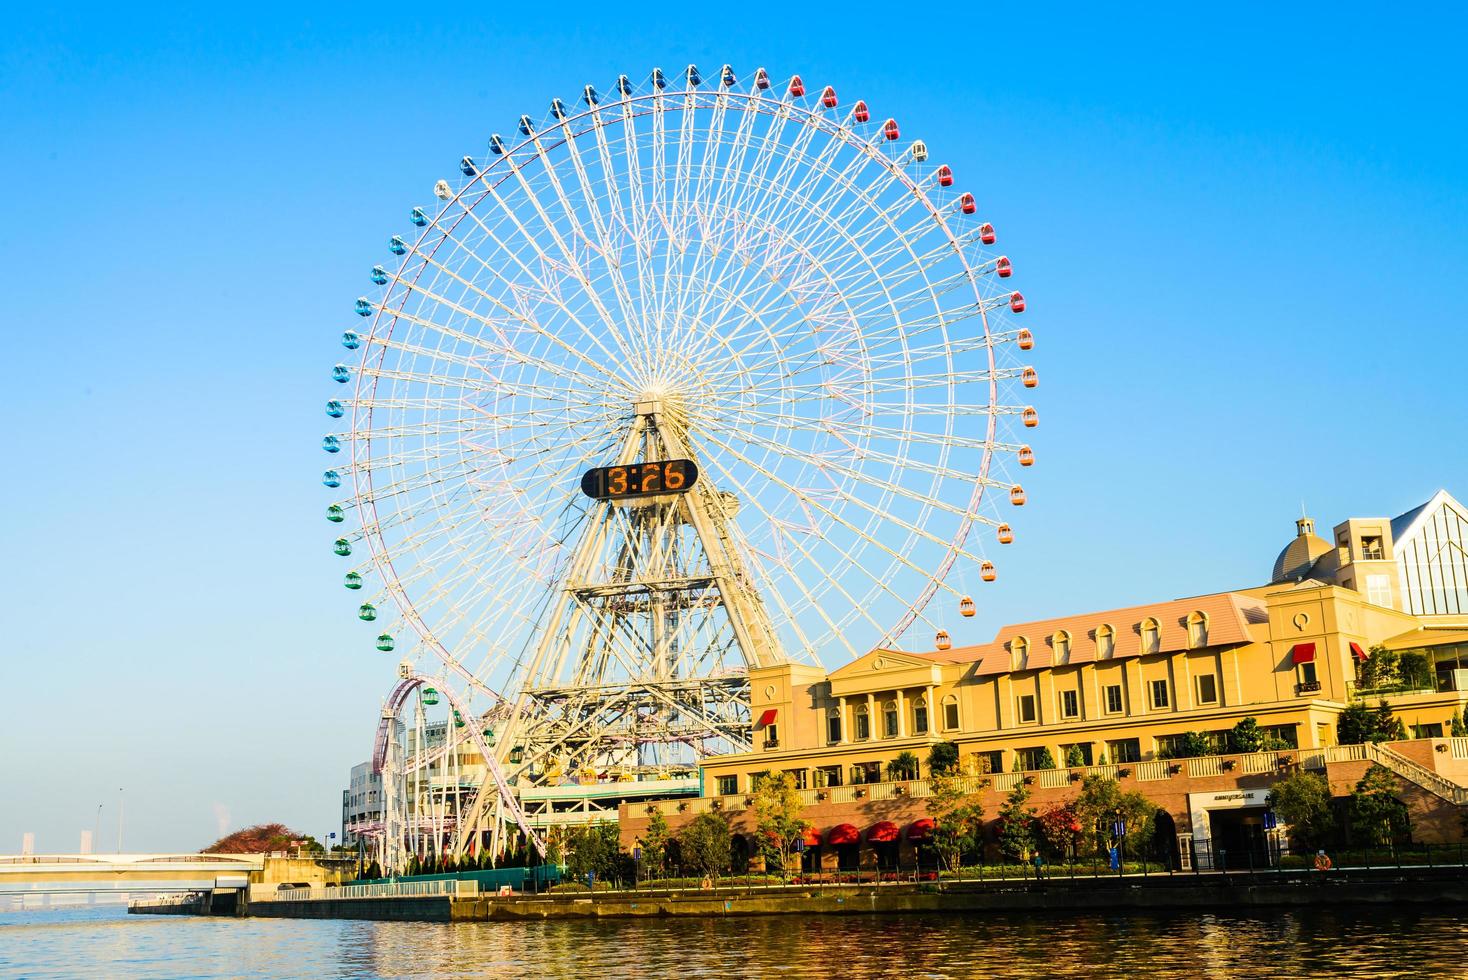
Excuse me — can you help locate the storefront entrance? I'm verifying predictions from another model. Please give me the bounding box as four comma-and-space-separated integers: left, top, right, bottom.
1206, 807, 1271, 870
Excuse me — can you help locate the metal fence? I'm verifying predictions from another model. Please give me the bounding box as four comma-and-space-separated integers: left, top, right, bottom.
262, 878, 479, 902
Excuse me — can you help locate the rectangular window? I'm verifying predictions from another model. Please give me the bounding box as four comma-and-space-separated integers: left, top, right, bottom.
943, 700, 960, 731
1060, 689, 1080, 719
1262, 724, 1299, 748
1016, 694, 1037, 724
1104, 685, 1124, 714
763, 723, 779, 748
914, 704, 929, 735
1196, 674, 1219, 705
972, 750, 1004, 774
1016, 746, 1052, 771
883, 705, 899, 738
1108, 737, 1141, 763
1412, 722, 1444, 739
816, 765, 843, 788
1361, 535, 1385, 560
715, 775, 737, 796
1061, 742, 1094, 766
827, 713, 843, 744
1298, 661, 1318, 687
850, 761, 882, 785
749, 771, 770, 789
782, 768, 808, 790
856, 711, 871, 741
1366, 573, 1392, 607
1149, 679, 1170, 709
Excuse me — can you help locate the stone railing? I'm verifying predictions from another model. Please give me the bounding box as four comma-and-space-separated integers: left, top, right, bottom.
1451, 737, 1468, 761
1134, 761, 1171, 782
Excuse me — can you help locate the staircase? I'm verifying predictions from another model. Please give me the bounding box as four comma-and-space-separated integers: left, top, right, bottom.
1364, 742, 1468, 805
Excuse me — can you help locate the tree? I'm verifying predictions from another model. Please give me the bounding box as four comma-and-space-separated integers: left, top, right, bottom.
363, 860, 382, 880
1349, 764, 1410, 846
1230, 716, 1265, 754
1034, 804, 1082, 860
1158, 731, 1212, 759
928, 741, 960, 776
996, 783, 1037, 861
1032, 746, 1058, 770
1396, 651, 1431, 691
203, 823, 309, 854
1064, 744, 1087, 768
925, 773, 984, 871
1266, 769, 1335, 850
1072, 774, 1159, 856
1337, 699, 1404, 745
678, 812, 733, 880
1452, 711, 1467, 738
751, 772, 811, 875
640, 809, 671, 879
886, 751, 921, 782
1359, 646, 1399, 691
563, 823, 623, 884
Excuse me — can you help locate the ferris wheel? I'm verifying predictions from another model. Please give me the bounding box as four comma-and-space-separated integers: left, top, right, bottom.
324, 64, 1038, 779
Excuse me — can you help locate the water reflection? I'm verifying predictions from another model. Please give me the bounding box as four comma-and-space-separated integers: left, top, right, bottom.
3, 905, 1465, 978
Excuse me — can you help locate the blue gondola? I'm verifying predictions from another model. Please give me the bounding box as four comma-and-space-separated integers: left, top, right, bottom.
325, 400, 344, 418
583, 84, 598, 105
410, 207, 427, 227
651, 67, 667, 90
332, 364, 351, 383
341, 331, 360, 350
323, 470, 341, 488
550, 98, 568, 119
686, 64, 701, 86
354, 298, 372, 317
721, 64, 735, 87
460, 155, 477, 176
388, 236, 406, 255
489, 134, 506, 155
616, 74, 632, 97
370, 265, 388, 285
518, 114, 534, 136
323, 435, 341, 454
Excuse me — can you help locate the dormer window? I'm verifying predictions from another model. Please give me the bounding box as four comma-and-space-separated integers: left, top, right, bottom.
1011, 635, 1030, 671
1096, 624, 1116, 659
1053, 629, 1072, 663
1187, 611, 1209, 648
1140, 617, 1160, 655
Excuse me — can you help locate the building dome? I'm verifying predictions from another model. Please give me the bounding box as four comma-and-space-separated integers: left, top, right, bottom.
1272, 516, 1333, 583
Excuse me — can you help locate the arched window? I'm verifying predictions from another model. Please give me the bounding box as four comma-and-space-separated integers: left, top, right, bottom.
1054, 629, 1072, 663
1096, 624, 1116, 659
1140, 617, 1161, 655
913, 697, 929, 735
826, 708, 843, 744
882, 701, 899, 738
1187, 611, 1209, 648
855, 703, 871, 741
1011, 635, 1030, 671
941, 694, 960, 731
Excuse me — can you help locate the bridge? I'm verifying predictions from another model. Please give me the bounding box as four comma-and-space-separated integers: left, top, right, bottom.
0, 853, 265, 901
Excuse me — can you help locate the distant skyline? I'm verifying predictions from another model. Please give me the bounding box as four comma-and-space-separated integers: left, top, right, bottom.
3, 4, 1465, 852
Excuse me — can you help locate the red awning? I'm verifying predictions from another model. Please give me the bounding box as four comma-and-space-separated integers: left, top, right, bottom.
757, 708, 778, 727
827, 823, 860, 845
1291, 642, 1317, 665
906, 818, 937, 842
1350, 641, 1368, 662
801, 826, 822, 847
868, 821, 900, 843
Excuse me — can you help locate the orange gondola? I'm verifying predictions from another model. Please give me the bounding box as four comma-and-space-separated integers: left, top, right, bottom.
1022, 406, 1038, 428
959, 596, 976, 618
1018, 445, 1034, 466
997, 524, 1014, 545
1022, 367, 1038, 388
980, 561, 997, 582
1010, 485, 1026, 506
935, 630, 952, 651
1016, 328, 1033, 350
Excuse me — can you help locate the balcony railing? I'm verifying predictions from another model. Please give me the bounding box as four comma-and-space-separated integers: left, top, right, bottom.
1296, 680, 1323, 694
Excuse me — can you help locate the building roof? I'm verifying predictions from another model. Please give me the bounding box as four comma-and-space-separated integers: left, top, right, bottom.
1272, 516, 1334, 583
904, 591, 1265, 675
1391, 489, 1463, 543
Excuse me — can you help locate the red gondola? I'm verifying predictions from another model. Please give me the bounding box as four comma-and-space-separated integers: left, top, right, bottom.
1022, 367, 1038, 388
978, 222, 996, 245
936, 165, 953, 187
958, 193, 976, 215
852, 100, 869, 123
995, 256, 1012, 278
1009, 291, 1026, 313
821, 85, 837, 108
882, 118, 900, 140
1018, 445, 1034, 466
997, 524, 1014, 545
1016, 328, 1033, 350
788, 75, 805, 97
1010, 485, 1026, 506
981, 561, 997, 582
1022, 406, 1038, 428
754, 67, 770, 90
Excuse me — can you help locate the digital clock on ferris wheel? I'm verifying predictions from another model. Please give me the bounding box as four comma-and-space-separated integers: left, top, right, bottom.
580, 459, 699, 501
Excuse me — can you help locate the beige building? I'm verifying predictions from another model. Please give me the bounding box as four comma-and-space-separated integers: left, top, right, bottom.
616, 491, 1468, 870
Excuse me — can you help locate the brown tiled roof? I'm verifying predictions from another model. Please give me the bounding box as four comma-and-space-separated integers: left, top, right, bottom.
903, 591, 1264, 676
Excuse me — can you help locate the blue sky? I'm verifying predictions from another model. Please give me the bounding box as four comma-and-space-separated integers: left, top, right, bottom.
2, 5, 1465, 853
